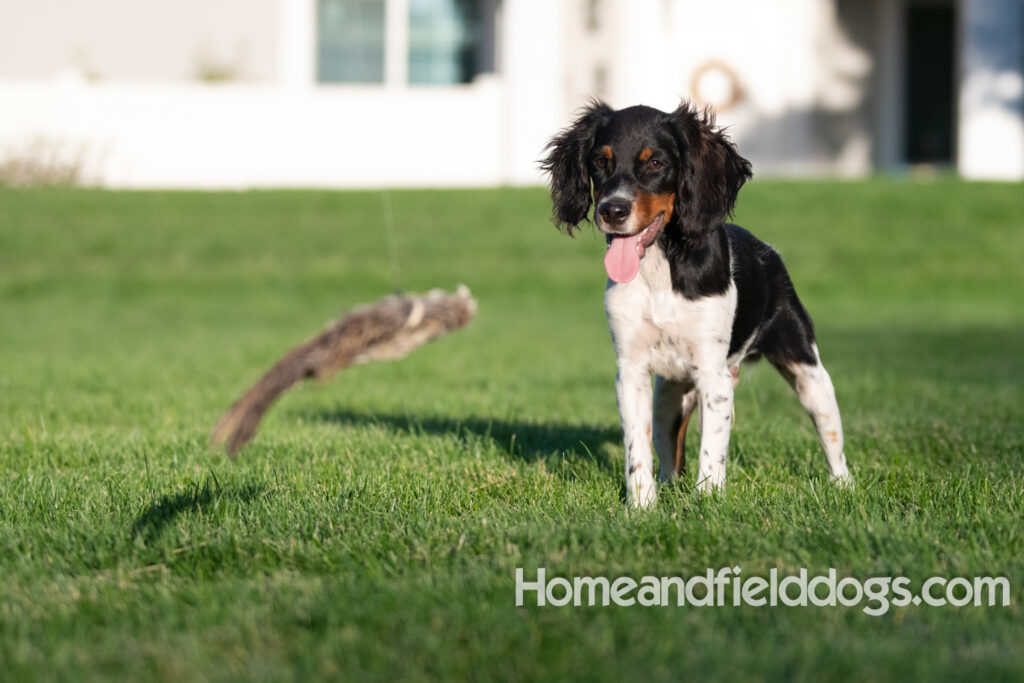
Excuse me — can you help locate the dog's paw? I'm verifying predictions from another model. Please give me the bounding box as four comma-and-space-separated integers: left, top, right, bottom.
694, 476, 725, 495
627, 477, 658, 509
830, 471, 855, 489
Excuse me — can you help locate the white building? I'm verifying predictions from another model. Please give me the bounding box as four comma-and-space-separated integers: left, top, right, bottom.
0, 0, 1020, 187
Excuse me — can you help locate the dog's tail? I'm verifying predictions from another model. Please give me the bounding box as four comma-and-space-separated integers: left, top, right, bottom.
210, 286, 477, 457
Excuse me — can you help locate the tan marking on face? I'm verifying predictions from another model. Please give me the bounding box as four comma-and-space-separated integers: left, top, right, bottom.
601, 145, 613, 159
639, 147, 653, 162
634, 190, 675, 229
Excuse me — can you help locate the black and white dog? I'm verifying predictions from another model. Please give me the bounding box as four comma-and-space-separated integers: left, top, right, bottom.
542, 101, 852, 508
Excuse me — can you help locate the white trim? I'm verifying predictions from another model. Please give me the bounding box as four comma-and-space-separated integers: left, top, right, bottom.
384, 0, 409, 87
278, 0, 316, 88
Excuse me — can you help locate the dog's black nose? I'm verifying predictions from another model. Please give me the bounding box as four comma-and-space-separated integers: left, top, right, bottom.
598, 199, 631, 226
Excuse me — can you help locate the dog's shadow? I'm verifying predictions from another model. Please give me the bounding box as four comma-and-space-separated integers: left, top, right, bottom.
131, 479, 266, 543
305, 408, 621, 475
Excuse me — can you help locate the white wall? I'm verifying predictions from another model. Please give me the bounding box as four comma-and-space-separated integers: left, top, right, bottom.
0, 79, 505, 188
500, 0, 568, 185
3, 0, 1021, 187
958, 0, 1024, 180
576, 0, 875, 176
0, 0, 569, 188
0, 0, 279, 82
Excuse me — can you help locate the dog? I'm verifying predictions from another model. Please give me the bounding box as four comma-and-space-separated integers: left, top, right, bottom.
541, 101, 853, 508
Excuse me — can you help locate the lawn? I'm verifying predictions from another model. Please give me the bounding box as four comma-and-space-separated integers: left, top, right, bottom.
0, 180, 1022, 681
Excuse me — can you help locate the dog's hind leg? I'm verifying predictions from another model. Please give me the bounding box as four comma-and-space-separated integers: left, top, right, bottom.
772, 349, 853, 486
653, 376, 697, 481
756, 269, 852, 486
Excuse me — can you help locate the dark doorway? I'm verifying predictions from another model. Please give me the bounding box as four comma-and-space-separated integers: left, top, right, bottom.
904, 2, 956, 164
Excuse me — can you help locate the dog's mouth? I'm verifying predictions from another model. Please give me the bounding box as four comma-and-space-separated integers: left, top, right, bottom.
603, 213, 666, 283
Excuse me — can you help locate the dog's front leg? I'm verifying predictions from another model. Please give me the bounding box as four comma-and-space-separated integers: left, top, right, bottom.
616, 363, 657, 508
695, 367, 734, 492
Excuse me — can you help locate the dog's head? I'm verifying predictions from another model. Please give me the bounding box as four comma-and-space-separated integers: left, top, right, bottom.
541, 101, 752, 283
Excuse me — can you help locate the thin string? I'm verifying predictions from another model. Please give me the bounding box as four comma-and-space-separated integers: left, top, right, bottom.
379, 190, 402, 293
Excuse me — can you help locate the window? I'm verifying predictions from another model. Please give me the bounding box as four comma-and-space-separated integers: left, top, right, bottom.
316, 0, 486, 85
408, 0, 480, 85
318, 0, 386, 83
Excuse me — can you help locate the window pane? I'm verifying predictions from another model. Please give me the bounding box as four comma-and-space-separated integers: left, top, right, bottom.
318, 0, 385, 83
408, 0, 480, 85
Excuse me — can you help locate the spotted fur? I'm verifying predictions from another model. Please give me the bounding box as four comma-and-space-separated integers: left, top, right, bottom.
542, 101, 854, 508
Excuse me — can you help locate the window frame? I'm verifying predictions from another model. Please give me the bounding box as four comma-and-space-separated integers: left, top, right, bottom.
314, 0, 486, 87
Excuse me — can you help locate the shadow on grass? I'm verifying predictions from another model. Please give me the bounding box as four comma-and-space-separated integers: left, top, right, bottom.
131, 477, 266, 542
296, 326, 1022, 493
307, 409, 621, 473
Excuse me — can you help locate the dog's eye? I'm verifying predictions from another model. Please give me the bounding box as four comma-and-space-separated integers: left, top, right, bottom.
594, 157, 608, 169
649, 159, 663, 170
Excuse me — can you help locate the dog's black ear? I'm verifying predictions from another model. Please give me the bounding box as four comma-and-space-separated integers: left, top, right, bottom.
540, 101, 613, 234
667, 102, 752, 237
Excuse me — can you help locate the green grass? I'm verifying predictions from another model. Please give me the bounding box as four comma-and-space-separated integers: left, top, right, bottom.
0, 180, 1022, 681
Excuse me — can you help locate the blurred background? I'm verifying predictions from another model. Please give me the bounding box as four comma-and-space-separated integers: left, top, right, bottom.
0, 9, 1021, 677
0, 0, 1021, 188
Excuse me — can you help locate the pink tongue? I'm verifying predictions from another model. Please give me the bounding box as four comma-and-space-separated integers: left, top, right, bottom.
604, 233, 643, 283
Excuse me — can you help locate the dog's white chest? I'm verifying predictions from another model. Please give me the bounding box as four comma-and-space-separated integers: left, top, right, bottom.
604, 245, 736, 382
